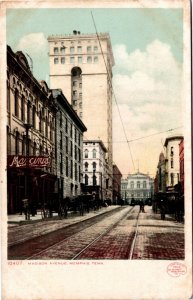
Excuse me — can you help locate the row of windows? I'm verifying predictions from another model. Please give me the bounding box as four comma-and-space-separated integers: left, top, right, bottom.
60, 135, 81, 162
84, 174, 97, 186
54, 56, 98, 64
122, 192, 149, 198
10, 134, 53, 157
60, 154, 81, 182
53, 46, 98, 55
59, 114, 81, 145
122, 181, 148, 189
84, 162, 97, 171
84, 149, 96, 159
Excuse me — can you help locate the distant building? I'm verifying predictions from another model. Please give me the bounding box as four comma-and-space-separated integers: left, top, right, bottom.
82, 140, 109, 201
48, 31, 115, 200
112, 165, 122, 204
179, 138, 184, 195
7, 45, 57, 214
155, 152, 166, 193
121, 172, 154, 204
164, 135, 183, 191
52, 89, 87, 199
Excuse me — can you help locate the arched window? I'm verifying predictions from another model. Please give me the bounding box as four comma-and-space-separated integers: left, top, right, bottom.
14, 89, 19, 117
130, 181, 134, 189
84, 149, 88, 158
92, 162, 96, 170
137, 181, 140, 189
143, 181, 147, 188
92, 149, 96, 158
21, 95, 25, 122
85, 174, 88, 185
84, 162, 88, 171
32, 106, 36, 129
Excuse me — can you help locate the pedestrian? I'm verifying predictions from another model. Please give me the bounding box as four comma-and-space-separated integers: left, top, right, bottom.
139, 200, 145, 213
160, 200, 166, 220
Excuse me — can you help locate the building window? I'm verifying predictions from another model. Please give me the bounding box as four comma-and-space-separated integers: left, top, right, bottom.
70, 141, 73, 157
60, 153, 63, 174
85, 174, 88, 185
171, 158, 174, 168
93, 174, 97, 186
73, 90, 77, 99
85, 162, 88, 171
94, 56, 98, 63
60, 131, 63, 149
93, 162, 96, 170
54, 57, 59, 64
75, 163, 77, 181
171, 173, 174, 186
73, 81, 77, 87
66, 157, 68, 176
54, 47, 58, 54
79, 82, 82, 88
70, 47, 75, 53
66, 136, 68, 153
61, 57, 65, 64
7, 81, 10, 112
78, 56, 82, 63
79, 102, 82, 108
77, 46, 82, 53
70, 160, 73, 178
32, 106, 36, 129
60, 111, 62, 127
87, 46, 91, 53
143, 181, 146, 188
87, 56, 92, 63
92, 149, 96, 158
14, 89, 19, 117
27, 101, 31, 124
94, 46, 98, 52
65, 118, 68, 133
15, 131, 19, 155
137, 181, 140, 189
171, 146, 174, 156
79, 92, 82, 99
60, 47, 65, 54
85, 149, 88, 158
79, 112, 82, 118
70, 57, 75, 64
70, 124, 73, 137
130, 181, 134, 189
73, 100, 77, 106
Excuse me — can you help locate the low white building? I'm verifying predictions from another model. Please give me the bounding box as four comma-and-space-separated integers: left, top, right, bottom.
83, 140, 110, 200
164, 135, 183, 190
121, 172, 154, 204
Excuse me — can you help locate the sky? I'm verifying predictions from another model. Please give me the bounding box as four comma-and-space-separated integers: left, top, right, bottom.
6, 8, 183, 178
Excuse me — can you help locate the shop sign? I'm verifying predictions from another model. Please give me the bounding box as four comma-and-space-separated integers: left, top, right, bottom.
7, 155, 51, 168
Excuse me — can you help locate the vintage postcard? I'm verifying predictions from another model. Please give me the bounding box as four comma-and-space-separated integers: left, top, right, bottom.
0, 0, 192, 299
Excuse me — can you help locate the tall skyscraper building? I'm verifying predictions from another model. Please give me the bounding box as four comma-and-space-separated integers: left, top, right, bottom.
48, 31, 114, 200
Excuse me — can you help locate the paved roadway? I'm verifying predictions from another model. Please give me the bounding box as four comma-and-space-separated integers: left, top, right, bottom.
8, 205, 184, 260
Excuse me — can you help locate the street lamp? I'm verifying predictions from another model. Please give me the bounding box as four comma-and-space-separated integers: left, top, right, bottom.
24, 123, 32, 220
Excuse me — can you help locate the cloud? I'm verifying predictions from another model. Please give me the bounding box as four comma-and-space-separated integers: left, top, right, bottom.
16, 33, 47, 56
112, 40, 183, 176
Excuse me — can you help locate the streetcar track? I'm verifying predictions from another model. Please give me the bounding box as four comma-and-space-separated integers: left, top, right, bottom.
27, 207, 135, 260
8, 207, 123, 248
128, 211, 140, 259
8, 206, 131, 260
71, 207, 135, 260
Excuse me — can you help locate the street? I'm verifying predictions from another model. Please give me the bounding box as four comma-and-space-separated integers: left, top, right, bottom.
8, 205, 184, 260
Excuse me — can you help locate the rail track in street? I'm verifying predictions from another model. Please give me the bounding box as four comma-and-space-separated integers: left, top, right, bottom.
8, 206, 132, 260
9, 205, 184, 260
26, 206, 139, 260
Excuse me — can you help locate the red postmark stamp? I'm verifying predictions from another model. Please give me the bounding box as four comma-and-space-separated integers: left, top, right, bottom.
167, 262, 187, 277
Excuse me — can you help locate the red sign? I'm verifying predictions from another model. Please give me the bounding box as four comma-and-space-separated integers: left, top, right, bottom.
7, 156, 51, 168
